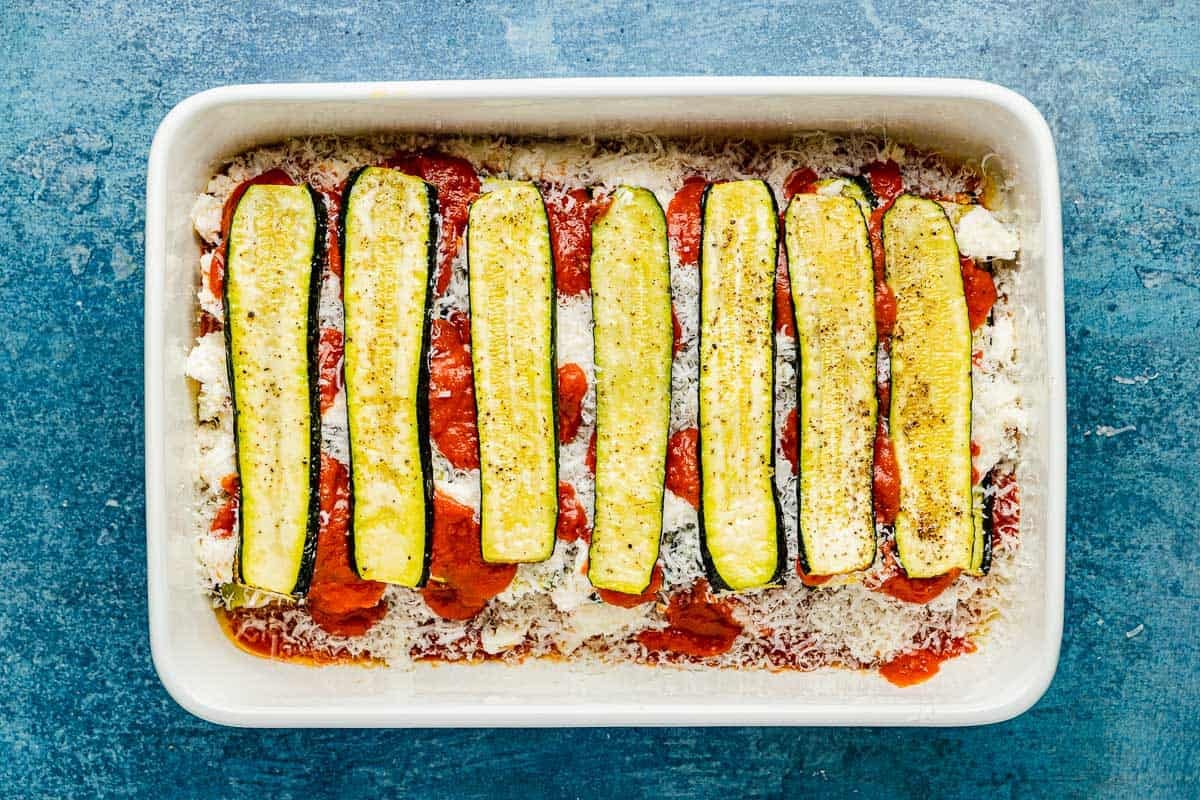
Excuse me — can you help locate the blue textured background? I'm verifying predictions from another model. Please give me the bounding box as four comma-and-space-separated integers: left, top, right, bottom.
2, 1, 1197, 797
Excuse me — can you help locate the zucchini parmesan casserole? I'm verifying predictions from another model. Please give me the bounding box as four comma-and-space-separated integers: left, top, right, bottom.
186, 134, 1027, 685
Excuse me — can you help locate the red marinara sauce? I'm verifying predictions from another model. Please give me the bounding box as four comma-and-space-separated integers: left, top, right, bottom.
879, 639, 976, 687
422, 492, 517, 620
556, 481, 589, 543
597, 564, 664, 608
783, 167, 818, 200
385, 151, 480, 296
665, 428, 700, 509
586, 429, 597, 475
209, 474, 240, 539
428, 313, 479, 471
322, 184, 344, 281
864, 160, 904, 339
557, 363, 588, 443
796, 562, 832, 587
637, 580, 742, 657
545, 188, 609, 296
960, 255, 998, 331
667, 176, 707, 267
875, 541, 960, 604
306, 455, 389, 637
873, 423, 901, 526
317, 328, 344, 416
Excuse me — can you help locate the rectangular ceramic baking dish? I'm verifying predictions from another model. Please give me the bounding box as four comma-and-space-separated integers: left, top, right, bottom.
145, 77, 1065, 727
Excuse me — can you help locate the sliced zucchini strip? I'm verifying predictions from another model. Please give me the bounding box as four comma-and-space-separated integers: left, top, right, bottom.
785, 194, 877, 575
814, 176, 875, 215
883, 194, 974, 577
587, 187, 672, 594
225, 184, 321, 596
698, 180, 784, 591
467, 181, 558, 563
341, 167, 436, 587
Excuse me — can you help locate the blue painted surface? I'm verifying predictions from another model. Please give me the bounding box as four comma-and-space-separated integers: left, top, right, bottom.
1, 1, 1197, 796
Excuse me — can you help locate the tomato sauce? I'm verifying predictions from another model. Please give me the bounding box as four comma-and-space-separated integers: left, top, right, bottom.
667, 176, 707, 267
864, 160, 904, 205
305, 455, 390, 636
556, 363, 588, 443
775, 247, 796, 337
597, 564, 664, 608
781, 407, 799, 475
796, 562, 832, 587
637, 580, 742, 657
422, 492, 516, 620
873, 540, 960, 604
783, 167, 818, 200
428, 314, 479, 471
209, 474, 239, 539
879, 638, 976, 687
863, 160, 904, 341
872, 423, 900, 526
317, 328, 344, 417
385, 151, 480, 295
545, 187, 608, 296
960, 255, 998, 331
556, 481, 589, 543
322, 184, 344, 281
665, 428, 700, 509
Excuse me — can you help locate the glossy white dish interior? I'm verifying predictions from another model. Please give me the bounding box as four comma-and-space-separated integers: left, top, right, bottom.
145, 77, 1065, 727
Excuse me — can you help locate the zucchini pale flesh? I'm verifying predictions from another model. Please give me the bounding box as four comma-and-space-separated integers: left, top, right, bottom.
467, 181, 558, 563
785, 194, 877, 575
225, 184, 322, 596
883, 195, 974, 577
698, 180, 784, 591
341, 167, 436, 587
587, 187, 672, 594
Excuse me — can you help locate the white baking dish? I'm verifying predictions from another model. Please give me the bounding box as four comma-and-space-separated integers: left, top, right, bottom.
145, 77, 1064, 727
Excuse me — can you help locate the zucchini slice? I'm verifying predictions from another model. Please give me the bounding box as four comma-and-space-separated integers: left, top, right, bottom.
341, 167, 436, 587
587, 187, 672, 594
883, 195, 974, 577
697, 180, 784, 591
467, 181, 558, 563
815, 176, 875, 215
784, 194, 877, 575
225, 184, 322, 596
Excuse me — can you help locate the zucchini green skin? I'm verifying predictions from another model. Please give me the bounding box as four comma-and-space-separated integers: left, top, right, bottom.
883, 194, 974, 578
224, 184, 324, 596
587, 186, 672, 595
696, 180, 785, 592
969, 473, 995, 576
339, 166, 436, 588
785, 193, 878, 576
466, 180, 559, 564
